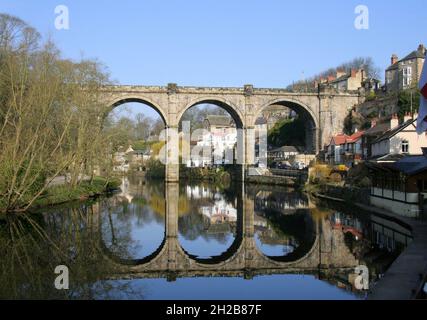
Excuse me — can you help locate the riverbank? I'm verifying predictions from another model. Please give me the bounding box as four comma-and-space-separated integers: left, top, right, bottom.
1, 177, 121, 213
33, 177, 121, 210
246, 174, 298, 187
310, 185, 427, 300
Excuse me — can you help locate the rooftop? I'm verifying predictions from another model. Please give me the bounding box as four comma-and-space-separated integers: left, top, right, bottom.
386, 45, 426, 71
205, 115, 235, 127
372, 118, 416, 144
368, 154, 427, 176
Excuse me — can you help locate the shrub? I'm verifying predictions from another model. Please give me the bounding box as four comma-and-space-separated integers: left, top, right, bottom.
329, 172, 343, 184
145, 159, 165, 179
309, 164, 332, 185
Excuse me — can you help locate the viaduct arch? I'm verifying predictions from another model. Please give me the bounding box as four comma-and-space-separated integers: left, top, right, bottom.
102, 84, 362, 181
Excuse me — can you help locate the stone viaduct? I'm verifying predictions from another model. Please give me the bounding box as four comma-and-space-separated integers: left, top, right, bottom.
101, 84, 362, 181
99, 183, 360, 281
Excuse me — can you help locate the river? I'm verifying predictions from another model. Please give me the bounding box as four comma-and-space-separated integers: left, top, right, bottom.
0, 176, 412, 300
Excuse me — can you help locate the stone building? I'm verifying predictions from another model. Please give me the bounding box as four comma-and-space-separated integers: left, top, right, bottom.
327, 68, 365, 92
385, 44, 426, 92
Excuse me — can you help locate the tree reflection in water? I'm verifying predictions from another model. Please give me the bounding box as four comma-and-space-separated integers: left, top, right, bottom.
0, 204, 142, 299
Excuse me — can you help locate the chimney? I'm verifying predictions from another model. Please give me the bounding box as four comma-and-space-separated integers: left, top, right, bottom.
336, 68, 346, 78
418, 44, 426, 55
404, 112, 412, 123
327, 75, 336, 82
371, 118, 377, 128
390, 113, 399, 129
351, 69, 358, 78
391, 54, 398, 65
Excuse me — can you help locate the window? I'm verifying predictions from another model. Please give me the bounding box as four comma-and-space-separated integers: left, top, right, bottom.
417, 180, 427, 192
402, 140, 409, 153
386, 72, 392, 84
403, 67, 412, 87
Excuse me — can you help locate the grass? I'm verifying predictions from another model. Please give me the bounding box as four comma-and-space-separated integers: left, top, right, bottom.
30, 177, 121, 210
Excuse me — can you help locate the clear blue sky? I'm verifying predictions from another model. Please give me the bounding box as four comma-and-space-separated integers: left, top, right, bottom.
1, 0, 426, 88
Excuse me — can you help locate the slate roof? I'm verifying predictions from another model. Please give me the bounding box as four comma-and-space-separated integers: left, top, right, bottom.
393, 155, 427, 175
364, 122, 390, 137
205, 115, 234, 127
386, 48, 426, 71
255, 117, 268, 125
372, 118, 416, 144
368, 155, 427, 176
401, 49, 426, 62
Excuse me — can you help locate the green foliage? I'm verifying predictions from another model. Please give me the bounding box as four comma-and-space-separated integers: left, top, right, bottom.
0, 160, 47, 211
365, 91, 376, 101
398, 89, 420, 120
309, 164, 332, 185
30, 177, 119, 209
268, 118, 306, 147
132, 140, 152, 151
343, 110, 365, 135
145, 159, 165, 179
180, 166, 231, 184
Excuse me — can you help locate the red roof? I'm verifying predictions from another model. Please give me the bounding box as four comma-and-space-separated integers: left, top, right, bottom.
346, 131, 365, 143
328, 131, 365, 146
331, 134, 349, 145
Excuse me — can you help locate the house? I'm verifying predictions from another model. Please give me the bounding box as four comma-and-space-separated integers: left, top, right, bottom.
326, 134, 348, 165
112, 146, 132, 172
361, 78, 381, 94
268, 146, 302, 161
370, 113, 427, 160
189, 115, 237, 167
362, 119, 391, 160
328, 68, 365, 92
385, 44, 426, 92
326, 131, 364, 166
113, 145, 152, 172
367, 152, 427, 217
342, 131, 365, 166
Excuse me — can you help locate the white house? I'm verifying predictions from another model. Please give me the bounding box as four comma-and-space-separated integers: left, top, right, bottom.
188, 115, 237, 167
326, 133, 348, 165
371, 113, 427, 159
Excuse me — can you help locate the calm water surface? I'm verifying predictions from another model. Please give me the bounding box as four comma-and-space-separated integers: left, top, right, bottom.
0, 177, 412, 300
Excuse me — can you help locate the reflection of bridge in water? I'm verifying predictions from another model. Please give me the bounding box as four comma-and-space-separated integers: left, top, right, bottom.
254, 190, 314, 213
98, 183, 361, 282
